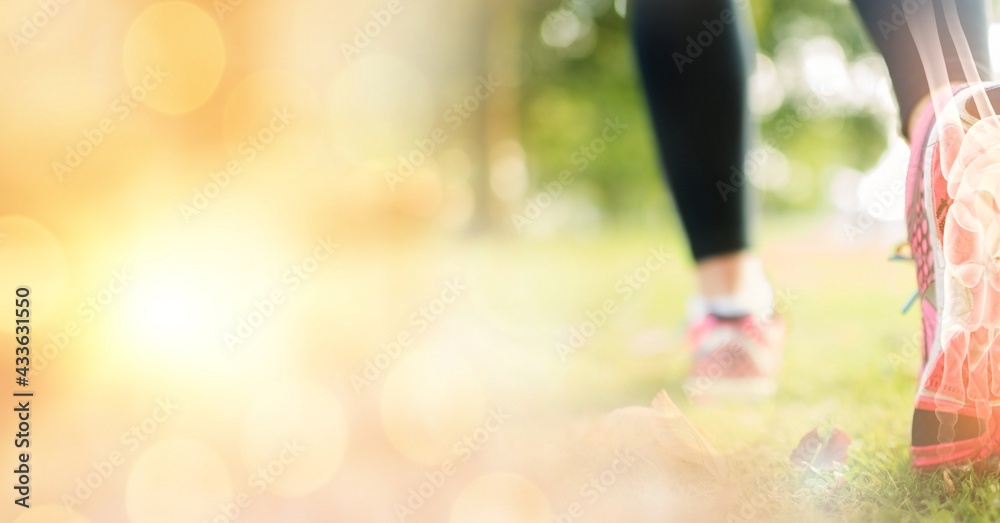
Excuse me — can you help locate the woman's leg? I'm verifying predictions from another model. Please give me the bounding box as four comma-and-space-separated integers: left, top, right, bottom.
853, 0, 999, 469
630, 0, 768, 310
851, 0, 991, 138
631, 0, 783, 400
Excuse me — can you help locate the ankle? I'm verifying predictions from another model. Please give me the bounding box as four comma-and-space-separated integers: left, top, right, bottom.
694, 252, 773, 317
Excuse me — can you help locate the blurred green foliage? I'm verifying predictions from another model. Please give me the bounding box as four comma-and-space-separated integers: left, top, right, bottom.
519, 0, 892, 222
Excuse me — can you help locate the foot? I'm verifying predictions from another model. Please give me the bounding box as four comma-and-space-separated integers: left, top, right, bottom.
907, 83, 1000, 471
683, 311, 785, 401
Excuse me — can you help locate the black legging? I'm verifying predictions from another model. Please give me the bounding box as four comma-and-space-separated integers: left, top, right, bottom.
631, 0, 991, 262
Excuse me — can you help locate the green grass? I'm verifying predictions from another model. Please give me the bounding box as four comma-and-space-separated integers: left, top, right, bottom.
460, 218, 1000, 522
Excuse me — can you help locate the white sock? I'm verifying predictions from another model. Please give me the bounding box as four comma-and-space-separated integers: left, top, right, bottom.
688, 262, 774, 320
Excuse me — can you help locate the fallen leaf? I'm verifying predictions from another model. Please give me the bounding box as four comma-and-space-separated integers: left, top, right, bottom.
588, 390, 730, 483
790, 427, 851, 472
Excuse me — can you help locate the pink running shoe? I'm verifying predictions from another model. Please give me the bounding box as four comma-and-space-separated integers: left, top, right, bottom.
683, 312, 785, 401
907, 84, 1000, 471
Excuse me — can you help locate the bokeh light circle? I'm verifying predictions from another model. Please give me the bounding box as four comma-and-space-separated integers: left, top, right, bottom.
328, 54, 434, 167
241, 381, 349, 496
126, 439, 234, 523
0, 216, 69, 334
381, 350, 486, 465
123, 2, 225, 114
450, 473, 552, 523
223, 70, 325, 166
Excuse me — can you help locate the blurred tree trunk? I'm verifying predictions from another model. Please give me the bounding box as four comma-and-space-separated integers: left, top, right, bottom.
467, 0, 523, 234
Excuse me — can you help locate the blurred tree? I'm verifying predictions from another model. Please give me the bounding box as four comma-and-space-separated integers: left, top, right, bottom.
515, 0, 894, 228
